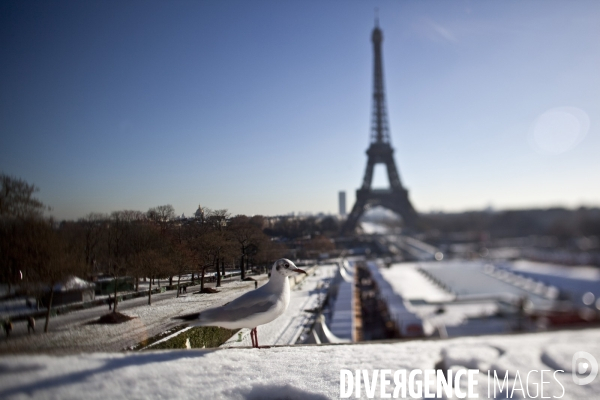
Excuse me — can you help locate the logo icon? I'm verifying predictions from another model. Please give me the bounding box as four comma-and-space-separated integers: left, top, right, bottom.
572, 351, 598, 385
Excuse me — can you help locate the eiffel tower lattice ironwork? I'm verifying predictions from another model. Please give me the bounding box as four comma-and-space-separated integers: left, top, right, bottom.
343, 22, 418, 234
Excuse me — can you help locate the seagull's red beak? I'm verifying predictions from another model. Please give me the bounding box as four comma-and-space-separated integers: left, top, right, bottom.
294, 267, 307, 275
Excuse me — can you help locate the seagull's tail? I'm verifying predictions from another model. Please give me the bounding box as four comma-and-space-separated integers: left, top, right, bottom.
173, 312, 201, 322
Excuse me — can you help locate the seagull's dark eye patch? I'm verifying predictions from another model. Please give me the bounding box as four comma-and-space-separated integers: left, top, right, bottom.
285, 263, 289, 268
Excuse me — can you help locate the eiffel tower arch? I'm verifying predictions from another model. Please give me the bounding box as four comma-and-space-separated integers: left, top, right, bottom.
342, 22, 418, 235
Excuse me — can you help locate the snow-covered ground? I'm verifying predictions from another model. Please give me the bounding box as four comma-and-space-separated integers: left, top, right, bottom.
0, 328, 598, 399
0, 264, 338, 354
0, 278, 266, 354
378, 262, 454, 303
2, 260, 600, 399
328, 260, 355, 341
507, 260, 600, 308
0, 273, 242, 322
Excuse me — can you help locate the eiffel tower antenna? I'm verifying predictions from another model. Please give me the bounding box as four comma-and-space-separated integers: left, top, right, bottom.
342, 22, 418, 235
375, 8, 379, 27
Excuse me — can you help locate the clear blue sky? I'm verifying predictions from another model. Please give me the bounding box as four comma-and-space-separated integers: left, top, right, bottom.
1, 0, 599, 220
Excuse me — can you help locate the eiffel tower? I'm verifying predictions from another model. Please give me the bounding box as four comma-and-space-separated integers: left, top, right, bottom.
342, 21, 418, 234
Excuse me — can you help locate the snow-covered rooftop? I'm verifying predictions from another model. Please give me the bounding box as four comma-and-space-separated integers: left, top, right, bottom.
53, 276, 95, 292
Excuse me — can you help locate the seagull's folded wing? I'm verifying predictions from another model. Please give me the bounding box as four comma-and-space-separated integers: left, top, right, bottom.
204, 291, 279, 323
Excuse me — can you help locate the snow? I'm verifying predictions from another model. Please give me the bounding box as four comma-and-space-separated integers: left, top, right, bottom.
0, 274, 238, 323
372, 259, 600, 339
0, 328, 599, 399
511, 261, 600, 281
506, 260, 600, 308
328, 262, 355, 341
378, 262, 454, 303
3, 260, 600, 399
367, 261, 427, 336
0, 278, 266, 354
359, 221, 389, 235
0, 265, 342, 353
419, 261, 557, 311
53, 276, 94, 292
369, 261, 501, 337
372, 262, 517, 337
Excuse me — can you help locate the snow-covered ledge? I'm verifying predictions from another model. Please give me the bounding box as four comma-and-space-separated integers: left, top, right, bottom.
1, 328, 598, 399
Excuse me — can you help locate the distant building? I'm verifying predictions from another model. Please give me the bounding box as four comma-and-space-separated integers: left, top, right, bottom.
339, 191, 347, 216
194, 204, 205, 221
41, 276, 96, 307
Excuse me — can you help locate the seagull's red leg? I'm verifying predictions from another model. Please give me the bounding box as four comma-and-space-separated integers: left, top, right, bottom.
254, 328, 259, 348
250, 328, 257, 348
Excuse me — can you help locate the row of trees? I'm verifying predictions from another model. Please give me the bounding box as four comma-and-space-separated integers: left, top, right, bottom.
264, 215, 340, 239
420, 207, 600, 243
0, 174, 284, 331
64, 206, 280, 309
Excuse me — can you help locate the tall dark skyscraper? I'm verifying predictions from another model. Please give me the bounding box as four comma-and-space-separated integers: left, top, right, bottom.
339, 191, 347, 216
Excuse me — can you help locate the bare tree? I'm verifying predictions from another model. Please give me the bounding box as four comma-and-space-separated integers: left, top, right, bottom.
188, 230, 218, 292
0, 173, 48, 219
229, 215, 269, 279
77, 213, 107, 270
141, 248, 169, 306
15, 218, 85, 332
0, 218, 22, 295
126, 218, 173, 306
303, 235, 336, 259
187, 213, 233, 292
206, 209, 232, 287
147, 204, 178, 286
0, 175, 50, 295
147, 205, 175, 233
102, 210, 144, 313
168, 224, 193, 297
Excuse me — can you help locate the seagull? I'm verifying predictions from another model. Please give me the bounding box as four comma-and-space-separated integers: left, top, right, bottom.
174, 258, 307, 348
